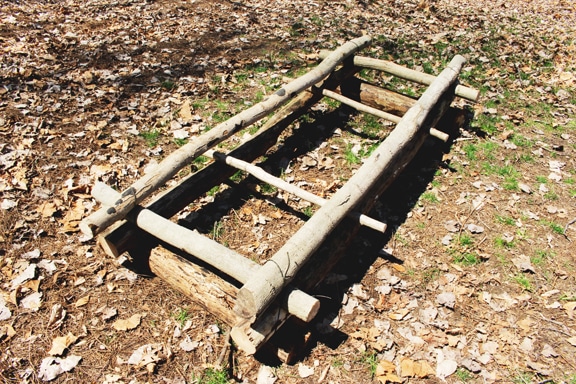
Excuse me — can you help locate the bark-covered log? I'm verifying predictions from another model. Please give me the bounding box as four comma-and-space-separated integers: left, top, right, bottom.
322, 89, 449, 141
233, 55, 467, 322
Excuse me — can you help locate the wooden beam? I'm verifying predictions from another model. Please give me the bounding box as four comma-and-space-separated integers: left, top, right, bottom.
80, 36, 372, 238
318, 51, 479, 102
233, 55, 467, 323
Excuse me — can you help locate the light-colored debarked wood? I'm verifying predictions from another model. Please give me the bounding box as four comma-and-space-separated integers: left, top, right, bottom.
80, 36, 372, 238
206, 150, 387, 233
92, 182, 320, 323
321, 89, 449, 142
233, 55, 467, 324
318, 51, 479, 102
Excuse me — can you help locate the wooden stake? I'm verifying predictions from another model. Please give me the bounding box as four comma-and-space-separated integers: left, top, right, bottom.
206, 150, 387, 233
80, 36, 371, 238
233, 55, 467, 322
318, 51, 479, 102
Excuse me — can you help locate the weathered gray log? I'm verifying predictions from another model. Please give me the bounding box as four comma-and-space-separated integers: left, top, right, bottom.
318, 51, 479, 102
233, 55, 467, 323
92, 183, 320, 323
79, 36, 372, 238
321, 89, 449, 141
149, 246, 303, 343
206, 150, 387, 233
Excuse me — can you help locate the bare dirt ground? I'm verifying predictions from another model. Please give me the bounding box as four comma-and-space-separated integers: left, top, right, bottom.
1, 0, 575, 383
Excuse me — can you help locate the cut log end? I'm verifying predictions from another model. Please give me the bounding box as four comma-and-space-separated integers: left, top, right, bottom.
234, 288, 257, 320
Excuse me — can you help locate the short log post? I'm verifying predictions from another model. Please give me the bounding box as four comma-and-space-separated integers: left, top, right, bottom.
233, 55, 467, 326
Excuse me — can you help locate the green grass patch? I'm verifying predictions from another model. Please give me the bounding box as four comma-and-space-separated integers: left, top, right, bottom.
458, 234, 474, 247
494, 235, 515, 248
455, 367, 474, 382
207, 185, 220, 197
453, 252, 482, 266
259, 183, 277, 195
140, 129, 161, 147
195, 367, 229, 384
496, 215, 515, 226
210, 220, 224, 241
344, 145, 361, 165
510, 133, 533, 148
540, 220, 564, 235
531, 249, 554, 265
513, 273, 533, 292
174, 138, 187, 146
420, 191, 439, 204
172, 308, 191, 327
536, 175, 548, 184
160, 79, 176, 90
359, 351, 379, 378
302, 206, 315, 218
230, 170, 245, 183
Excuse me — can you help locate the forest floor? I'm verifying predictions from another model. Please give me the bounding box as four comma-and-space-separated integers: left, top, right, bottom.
1, 0, 575, 383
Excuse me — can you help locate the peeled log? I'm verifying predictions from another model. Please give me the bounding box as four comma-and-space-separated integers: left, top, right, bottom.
233, 55, 467, 322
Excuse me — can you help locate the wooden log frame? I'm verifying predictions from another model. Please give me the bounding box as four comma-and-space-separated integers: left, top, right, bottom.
232, 55, 468, 351
80, 36, 372, 238
92, 182, 320, 323
80, 37, 480, 356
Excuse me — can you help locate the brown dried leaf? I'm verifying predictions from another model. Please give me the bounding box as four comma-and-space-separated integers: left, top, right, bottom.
74, 295, 90, 307
388, 308, 410, 320
376, 360, 402, 384
48, 332, 78, 356
563, 301, 576, 319
113, 313, 143, 331
400, 358, 435, 378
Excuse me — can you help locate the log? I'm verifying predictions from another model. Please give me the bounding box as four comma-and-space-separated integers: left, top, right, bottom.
97, 65, 360, 259
233, 55, 467, 322
92, 183, 320, 323
80, 36, 372, 238
206, 150, 387, 233
149, 246, 239, 325
318, 51, 479, 102
340, 76, 416, 115
321, 89, 449, 142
